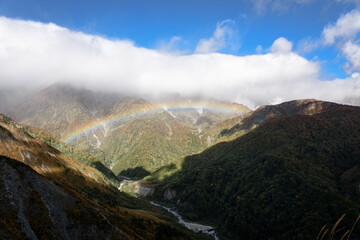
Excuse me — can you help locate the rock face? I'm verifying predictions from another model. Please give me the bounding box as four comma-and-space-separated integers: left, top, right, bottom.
0, 157, 124, 240
164, 189, 177, 200
124, 181, 155, 197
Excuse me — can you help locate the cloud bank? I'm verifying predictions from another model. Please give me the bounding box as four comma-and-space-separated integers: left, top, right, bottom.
0, 16, 359, 108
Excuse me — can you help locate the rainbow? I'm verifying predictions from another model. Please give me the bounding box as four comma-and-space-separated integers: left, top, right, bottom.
63, 100, 249, 143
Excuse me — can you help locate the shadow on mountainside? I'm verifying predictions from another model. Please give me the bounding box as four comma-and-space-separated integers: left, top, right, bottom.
146, 104, 360, 240
119, 166, 151, 179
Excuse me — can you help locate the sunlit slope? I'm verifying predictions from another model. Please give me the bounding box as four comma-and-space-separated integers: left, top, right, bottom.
202, 114, 247, 146
0, 113, 104, 182
149, 102, 360, 240
0, 114, 209, 239
103, 111, 205, 176
20, 124, 120, 186
9, 84, 207, 177
63, 95, 205, 176
204, 99, 340, 145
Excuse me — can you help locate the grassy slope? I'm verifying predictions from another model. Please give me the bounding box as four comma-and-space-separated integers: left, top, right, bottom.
105, 111, 205, 175
0, 114, 209, 240
148, 104, 360, 240
204, 99, 339, 146
21, 125, 120, 186
10, 84, 206, 177
202, 114, 248, 146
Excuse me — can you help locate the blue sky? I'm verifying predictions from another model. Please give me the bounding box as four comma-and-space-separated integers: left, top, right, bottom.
0, 0, 360, 107
0, 1, 354, 48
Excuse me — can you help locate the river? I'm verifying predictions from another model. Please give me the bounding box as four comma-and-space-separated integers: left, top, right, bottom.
149, 201, 219, 240
118, 179, 219, 240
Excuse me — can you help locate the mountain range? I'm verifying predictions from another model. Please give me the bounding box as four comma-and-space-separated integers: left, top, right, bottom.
8, 84, 249, 178
2, 83, 360, 240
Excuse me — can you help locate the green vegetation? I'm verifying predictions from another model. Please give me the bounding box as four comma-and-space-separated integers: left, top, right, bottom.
107, 112, 205, 176
149, 104, 360, 239
9, 84, 209, 178
217, 99, 340, 142
0, 113, 210, 239
22, 125, 120, 186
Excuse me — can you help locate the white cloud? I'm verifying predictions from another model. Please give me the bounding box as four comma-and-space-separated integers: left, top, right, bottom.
195, 19, 239, 54
342, 40, 360, 72
298, 9, 360, 54
0, 17, 359, 108
320, 9, 360, 74
322, 9, 360, 45
270, 37, 293, 53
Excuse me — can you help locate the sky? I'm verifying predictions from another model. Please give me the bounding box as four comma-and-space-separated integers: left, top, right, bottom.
0, 0, 360, 108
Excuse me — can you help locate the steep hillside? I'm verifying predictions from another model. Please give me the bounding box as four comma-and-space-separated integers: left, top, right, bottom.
102, 111, 205, 176
204, 99, 339, 145
9, 84, 205, 177
0, 114, 208, 239
21, 125, 120, 186
202, 114, 248, 146
148, 102, 360, 240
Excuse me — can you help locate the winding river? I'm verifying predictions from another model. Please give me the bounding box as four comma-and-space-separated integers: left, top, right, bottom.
118, 179, 219, 240
149, 201, 219, 240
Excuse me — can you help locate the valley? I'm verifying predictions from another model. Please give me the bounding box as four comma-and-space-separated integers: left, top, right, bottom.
118, 179, 219, 239
2, 3, 360, 239
1, 84, 360, 240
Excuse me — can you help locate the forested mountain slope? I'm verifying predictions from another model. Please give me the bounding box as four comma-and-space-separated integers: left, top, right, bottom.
149, 102, 360, 239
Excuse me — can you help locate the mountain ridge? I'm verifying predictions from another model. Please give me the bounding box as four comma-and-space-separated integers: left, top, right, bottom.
144, 100, 360, 239
9, 84, 249, 177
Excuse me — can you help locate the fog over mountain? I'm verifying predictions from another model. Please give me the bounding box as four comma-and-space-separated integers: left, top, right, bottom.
0, 17, 360, 108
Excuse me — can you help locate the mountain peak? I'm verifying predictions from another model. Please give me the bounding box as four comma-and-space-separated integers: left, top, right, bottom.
219, 99, 343, 139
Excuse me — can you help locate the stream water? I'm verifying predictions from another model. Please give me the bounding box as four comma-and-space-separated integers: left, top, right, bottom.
118, 179, 219, 240
149, 201, 219, 240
